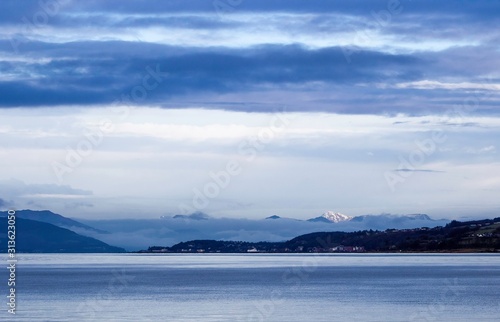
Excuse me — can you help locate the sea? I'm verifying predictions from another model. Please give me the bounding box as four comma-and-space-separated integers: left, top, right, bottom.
2, 253, 499, 321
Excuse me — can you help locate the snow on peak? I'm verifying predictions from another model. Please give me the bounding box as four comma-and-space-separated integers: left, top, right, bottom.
321, 211, 353, 223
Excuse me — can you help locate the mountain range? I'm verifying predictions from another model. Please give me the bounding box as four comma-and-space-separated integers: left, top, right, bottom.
307, 211, 353, 223
83, 210, 451, 250
2, 209, 452, 252
261, 211, 441, 225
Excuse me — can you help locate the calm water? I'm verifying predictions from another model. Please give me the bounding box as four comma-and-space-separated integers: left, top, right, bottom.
2, 254, 499, 321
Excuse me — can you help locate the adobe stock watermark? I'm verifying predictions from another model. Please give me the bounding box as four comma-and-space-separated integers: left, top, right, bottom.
384, 130, 447, 192
237, 235, 337, 322
213, 0, 244, 18
178, 109, 292, 214
51, 64, 168, 184
408, 278, 466, 321
10, 0, 71, 53
342, 0, 404, 63
76, 269, 135, 319
6, 210, 17, 315
385, 79, 496, 192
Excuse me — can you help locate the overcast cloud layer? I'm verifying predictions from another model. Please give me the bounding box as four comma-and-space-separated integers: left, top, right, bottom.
1, 0, 499, 113
1, 0, 499, 220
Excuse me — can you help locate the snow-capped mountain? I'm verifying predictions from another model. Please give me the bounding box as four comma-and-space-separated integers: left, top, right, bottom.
307, 211, 353, 223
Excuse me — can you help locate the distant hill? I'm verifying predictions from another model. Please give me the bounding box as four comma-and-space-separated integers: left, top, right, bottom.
286, 218, 500, 252
0, 209, 107, 234
142, 217, 500, 253
0, 217, 125, 253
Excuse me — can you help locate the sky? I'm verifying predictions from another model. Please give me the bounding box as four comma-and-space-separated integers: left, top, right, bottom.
0, 0, 499, 220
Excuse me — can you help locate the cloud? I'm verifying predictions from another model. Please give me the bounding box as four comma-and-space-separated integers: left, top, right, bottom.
396, 80, 500, 91
0, 43, 423, 105
19, 0, 496, 18
0, 0, 498, 114
1, 0, 499, 221
465, 145, 496, 154
0, 41, 497, 114
394, 169, 445, 173
0, 179, 93, 210
0, 1, 500, 115
0, 178, 92, 196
